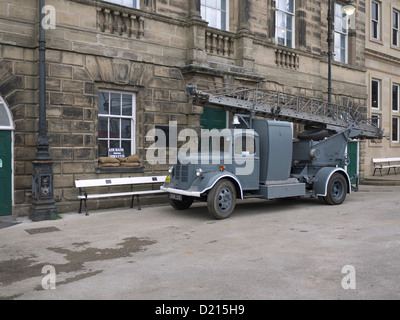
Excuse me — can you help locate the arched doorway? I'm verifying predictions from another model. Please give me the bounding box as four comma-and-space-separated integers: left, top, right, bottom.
0, 97, 14, 216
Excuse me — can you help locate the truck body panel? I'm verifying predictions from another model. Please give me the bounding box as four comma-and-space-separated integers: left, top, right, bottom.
253, 119, 293, 183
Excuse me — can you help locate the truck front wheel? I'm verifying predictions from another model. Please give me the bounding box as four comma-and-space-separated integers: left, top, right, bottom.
324, 173, 347, 205
207, 179, 237, 219
169, 196, 194, 210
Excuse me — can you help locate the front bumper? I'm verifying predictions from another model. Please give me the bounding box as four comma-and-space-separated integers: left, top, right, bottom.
160, 186, 202, 198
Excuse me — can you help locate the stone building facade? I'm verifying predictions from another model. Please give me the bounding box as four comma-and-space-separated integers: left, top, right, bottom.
0, 0, 369, 217
364, 0, 400, 175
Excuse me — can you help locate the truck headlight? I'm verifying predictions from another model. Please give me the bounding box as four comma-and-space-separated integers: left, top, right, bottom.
196, 168, 203, 177
168, 166, 174, 174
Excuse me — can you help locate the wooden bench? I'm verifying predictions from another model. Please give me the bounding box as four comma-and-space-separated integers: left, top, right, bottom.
75, 176, 167, 215
372, 158, 400, 176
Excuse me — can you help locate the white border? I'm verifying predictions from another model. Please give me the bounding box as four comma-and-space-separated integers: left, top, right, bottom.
0, 97, 15, 130
0, 96, 15, 211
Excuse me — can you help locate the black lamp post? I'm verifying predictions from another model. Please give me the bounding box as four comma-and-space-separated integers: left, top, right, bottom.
29, 0, 58, 221
327, 1, 356, 104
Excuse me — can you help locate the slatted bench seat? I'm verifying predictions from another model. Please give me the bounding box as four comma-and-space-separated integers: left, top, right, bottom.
75, 176, 167, 215
372, 158, 400, 176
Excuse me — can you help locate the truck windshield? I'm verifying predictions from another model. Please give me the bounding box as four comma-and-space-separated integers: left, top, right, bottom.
234, 135, 255, 156
199, 130, 232, 154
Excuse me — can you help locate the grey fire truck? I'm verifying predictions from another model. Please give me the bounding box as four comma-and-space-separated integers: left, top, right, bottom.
161, 83, 383, 219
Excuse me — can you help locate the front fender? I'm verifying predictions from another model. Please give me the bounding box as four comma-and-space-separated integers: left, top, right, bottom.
195, 171, 244, 199
314, 167, 351, 196
162, 171, 244, 199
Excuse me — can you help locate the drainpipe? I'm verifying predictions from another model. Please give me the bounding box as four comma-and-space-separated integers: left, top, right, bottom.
327, 0, 333, 104
29, 0, 58, 221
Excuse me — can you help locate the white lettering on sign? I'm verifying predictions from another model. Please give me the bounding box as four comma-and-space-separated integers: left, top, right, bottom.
108, 148, 125, 158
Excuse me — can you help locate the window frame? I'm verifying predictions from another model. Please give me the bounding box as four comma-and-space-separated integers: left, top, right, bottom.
97, 90, 136, 158
103, 0, 140, 9
275, 0, 296, 48
393, 9, 400, 47
371, 0, 381, 40
371, 78, 380, 110
334, 2, 348, 63
393, 83, 400, 112
200, 0, 229, 31
371, 114, 380, 129
393, 117, 399, 143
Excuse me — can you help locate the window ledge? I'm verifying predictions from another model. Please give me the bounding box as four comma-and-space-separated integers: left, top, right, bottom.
369, 37, 384, 45
390, 44, 400, 51
95, 166, 145, 174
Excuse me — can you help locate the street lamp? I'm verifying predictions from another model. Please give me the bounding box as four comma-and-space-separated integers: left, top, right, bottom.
343, 2, 356, 16
29, 0, 58, 221
327, 1, 356, 103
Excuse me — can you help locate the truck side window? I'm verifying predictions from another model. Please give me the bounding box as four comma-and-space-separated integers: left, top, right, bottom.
200, 136, 232, 153
234, 135, 255, 156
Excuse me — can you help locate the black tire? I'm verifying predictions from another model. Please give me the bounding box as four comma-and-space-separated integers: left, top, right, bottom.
298, 129, 329, 141
324, 173, 347, 205
169, 195, 194, 210
207, 179, 237, 219
318, 196, 327, 204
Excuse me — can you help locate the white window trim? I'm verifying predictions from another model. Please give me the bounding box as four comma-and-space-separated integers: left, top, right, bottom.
371, 79, 380, 110
98, 91, 136, 157
393, 83, 400, 112
334, 2, 348, 64
393, 117, 400, 143
371, 0, 380, 40
371, 113, 380, 129
275, 0, 296, 48
104, 0, 140, 9
201, 0, 230, 31
393, 9, 400, 47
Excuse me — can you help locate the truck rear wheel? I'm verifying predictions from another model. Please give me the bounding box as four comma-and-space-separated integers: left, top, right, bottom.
324, 173, 347, 205
207, 179, 236, 219
169, 196, 194, 210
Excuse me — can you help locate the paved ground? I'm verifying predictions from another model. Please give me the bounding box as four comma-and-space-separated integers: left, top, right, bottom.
0, 184, 400, 300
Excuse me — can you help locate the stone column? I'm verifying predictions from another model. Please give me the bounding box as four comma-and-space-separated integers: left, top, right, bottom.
267, 0, 276, 42
235, 0, 254, 71
296, 0, 307, 49
186, 0, 208, 66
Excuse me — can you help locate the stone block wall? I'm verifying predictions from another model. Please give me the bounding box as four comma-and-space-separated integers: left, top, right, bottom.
0, 0, 370, 216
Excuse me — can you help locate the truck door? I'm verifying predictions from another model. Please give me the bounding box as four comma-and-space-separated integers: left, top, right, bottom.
233, 131, 259, 190
346, 141, 359, 184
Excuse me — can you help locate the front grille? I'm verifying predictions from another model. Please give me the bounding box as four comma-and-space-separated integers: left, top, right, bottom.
175, 161, 189, 183
181, 165, 189, 182
175, 162, 181, 180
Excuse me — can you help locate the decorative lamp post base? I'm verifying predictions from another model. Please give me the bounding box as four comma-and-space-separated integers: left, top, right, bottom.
29, 160, 58, 222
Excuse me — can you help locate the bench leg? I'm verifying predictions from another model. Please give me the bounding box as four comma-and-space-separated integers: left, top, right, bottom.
130, 194, 135, 209
78, 199, 83, 214
137, 195, 141, 211
84, 192, 89, 216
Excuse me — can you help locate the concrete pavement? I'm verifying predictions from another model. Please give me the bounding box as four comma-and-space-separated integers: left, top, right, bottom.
0, 184, 400, 300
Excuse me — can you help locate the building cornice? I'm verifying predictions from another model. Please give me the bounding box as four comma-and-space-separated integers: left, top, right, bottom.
365, 48, 400, 66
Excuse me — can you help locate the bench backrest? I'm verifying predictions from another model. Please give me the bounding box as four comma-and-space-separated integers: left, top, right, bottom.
372, 158, 400, 163
75, 176, 167, 188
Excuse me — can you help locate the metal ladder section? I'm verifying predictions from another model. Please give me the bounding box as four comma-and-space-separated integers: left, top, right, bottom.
186, 82, 383, 139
